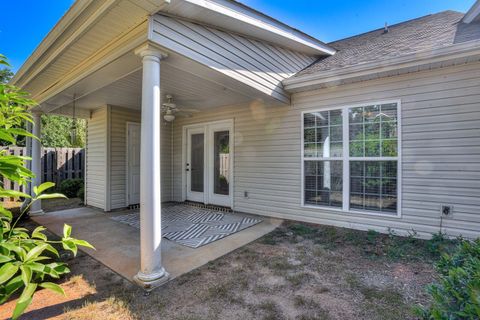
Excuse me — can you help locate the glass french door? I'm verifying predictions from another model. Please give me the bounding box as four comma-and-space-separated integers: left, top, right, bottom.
186, 121, 232, 207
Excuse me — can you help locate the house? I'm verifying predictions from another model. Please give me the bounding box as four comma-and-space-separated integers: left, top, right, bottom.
12, 0, 480, 288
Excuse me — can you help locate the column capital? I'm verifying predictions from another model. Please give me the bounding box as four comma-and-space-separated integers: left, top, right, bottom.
135, 43, 168, 60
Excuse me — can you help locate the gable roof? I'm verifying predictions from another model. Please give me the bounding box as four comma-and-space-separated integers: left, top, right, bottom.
295, 10, 480, 77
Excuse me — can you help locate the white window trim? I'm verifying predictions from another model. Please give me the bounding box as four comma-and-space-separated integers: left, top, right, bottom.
300, 99, 402, 218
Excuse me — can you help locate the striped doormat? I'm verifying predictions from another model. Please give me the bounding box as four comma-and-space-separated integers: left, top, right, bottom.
110, 204, 262, 248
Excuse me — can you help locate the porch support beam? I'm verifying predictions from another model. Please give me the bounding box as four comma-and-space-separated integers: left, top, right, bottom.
133, 43, 169, 290
30, 112, 44, 215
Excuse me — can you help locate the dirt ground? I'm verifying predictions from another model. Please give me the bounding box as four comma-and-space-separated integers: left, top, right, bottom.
3, 198, 84, 216
0, 219, 455, 320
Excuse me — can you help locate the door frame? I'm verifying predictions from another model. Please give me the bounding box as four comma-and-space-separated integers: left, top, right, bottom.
182, 119, 234, 208
126, 121, 141, 206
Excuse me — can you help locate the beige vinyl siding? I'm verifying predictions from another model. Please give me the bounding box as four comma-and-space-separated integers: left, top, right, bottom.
151, 14, 317, 103
161, 120, 173, 202
108, 106, 172, 209
172, 61, 480, 239
86, 106, 108, 210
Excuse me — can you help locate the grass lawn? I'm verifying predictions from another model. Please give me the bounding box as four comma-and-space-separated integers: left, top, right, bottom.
0, 219, 457, 320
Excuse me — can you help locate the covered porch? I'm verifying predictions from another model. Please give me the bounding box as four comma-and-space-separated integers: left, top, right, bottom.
31, 204, 282, 281
26, 38, 291, 288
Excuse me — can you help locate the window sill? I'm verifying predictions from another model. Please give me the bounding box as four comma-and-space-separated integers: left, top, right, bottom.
301, 204, 402, 219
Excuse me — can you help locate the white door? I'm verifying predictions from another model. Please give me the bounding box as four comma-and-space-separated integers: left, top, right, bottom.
186, 121, 233, 207
127, 122, 141, 205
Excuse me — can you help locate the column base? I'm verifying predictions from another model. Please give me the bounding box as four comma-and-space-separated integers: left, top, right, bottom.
133, 268, 170, 291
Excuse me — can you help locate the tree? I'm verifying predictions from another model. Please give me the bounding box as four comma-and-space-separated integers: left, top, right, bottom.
0, 68, 13, 84
0, 57, 85, 148
41, 115, 86, 148
0, 54, 93, 319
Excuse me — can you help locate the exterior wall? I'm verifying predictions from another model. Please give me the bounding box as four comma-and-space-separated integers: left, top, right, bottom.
162, 120, 173, 202
86, 106, 108, 209
86, 105, 173, 211
172, 61, 480, 239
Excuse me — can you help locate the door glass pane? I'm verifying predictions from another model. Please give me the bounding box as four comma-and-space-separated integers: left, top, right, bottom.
214, 131, 230, 195
191, 133, 204, 192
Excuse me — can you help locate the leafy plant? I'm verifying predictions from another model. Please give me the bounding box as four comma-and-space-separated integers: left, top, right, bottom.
0, 54, 94, 319
416, 239, 480, 319
59, 179, 84, 198
77, 184, 85, 202
41, 115, 86, 148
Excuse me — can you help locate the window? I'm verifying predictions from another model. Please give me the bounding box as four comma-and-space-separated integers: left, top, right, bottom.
302, 102, 400, 215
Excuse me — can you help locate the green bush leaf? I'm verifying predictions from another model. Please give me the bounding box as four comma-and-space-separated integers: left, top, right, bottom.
62, 239, 77, 256
25, 243, 49, 262
0, 189, 31, 199
0, 206, 12, 220
0, 276, 23, 304
33, 182, 55, 196
12, 283, 37, 320
0, 253, 12, 263
39, 282, 65, 296
73, 239, 95, 250
0, 263, 19, 285
35, 193, 67, 200
20, 265, 32, 286
63, 224, 72, 238
31, 226, 47, 241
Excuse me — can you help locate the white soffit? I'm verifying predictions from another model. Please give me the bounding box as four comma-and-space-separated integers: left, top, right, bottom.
159, 0, 335, 56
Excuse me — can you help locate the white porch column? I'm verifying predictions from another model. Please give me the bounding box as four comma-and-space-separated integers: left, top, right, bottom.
30, 112, 44, 215
133, 44, 169, 289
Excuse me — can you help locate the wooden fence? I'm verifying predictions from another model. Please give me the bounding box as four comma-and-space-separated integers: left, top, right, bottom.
1, 147, 85, 194
219, 153, 230, 181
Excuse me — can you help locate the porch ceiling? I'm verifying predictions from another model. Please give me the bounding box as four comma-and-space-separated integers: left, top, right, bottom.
40, 48, 277, 118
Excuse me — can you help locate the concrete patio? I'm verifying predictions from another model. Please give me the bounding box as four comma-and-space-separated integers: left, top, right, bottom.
31, 204, 282, 282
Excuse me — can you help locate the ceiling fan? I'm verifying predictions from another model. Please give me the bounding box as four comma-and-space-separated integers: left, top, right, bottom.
161, 94, 199, 122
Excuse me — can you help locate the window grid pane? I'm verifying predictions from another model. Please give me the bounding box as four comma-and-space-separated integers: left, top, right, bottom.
304, 110, 343, 158
349, 161, 397, 214
349, 104, 398, 157
304, 160, 343, 208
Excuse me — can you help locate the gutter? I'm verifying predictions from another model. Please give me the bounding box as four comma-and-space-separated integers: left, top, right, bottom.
283, 40, 480, 92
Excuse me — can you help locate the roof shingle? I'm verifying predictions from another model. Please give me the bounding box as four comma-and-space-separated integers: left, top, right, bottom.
295, 11, 480, 77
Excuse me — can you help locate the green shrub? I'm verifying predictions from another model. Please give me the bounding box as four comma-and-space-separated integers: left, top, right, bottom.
77, 185, 85, 202
416, 239, 480, 319
0, 54, 94, 319
59, 179, 84, 198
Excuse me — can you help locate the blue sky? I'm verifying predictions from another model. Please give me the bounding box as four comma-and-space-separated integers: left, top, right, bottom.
0, 0, 475, 72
